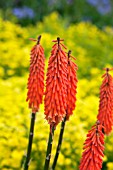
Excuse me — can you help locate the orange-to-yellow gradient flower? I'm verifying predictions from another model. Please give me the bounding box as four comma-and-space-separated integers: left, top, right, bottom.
66, 50, 78, 120
79, 121, 105, 170
97, 68, 113, 134
44, 37, 68, 128
26, 35, 45, 113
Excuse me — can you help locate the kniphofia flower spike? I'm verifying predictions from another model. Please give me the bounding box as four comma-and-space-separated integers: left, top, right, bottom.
79, 120, 105, 170
44, 37, 68, 128
26, 35, 45, 113
97, 68, 113, 134
66, 50, 78, 120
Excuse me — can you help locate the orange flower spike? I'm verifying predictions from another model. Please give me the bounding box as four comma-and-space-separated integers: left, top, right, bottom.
66, 50, 78, 120
26, 35, 45, 113
44, 37, 68, 128
97, 68, 113, 135
79, 121, 105, 170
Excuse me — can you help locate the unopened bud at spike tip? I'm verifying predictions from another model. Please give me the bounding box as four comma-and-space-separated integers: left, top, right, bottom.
37, 35, 41, 44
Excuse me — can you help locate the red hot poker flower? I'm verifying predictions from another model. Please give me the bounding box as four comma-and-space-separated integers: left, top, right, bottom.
26, 35, 45, 113
44, 37, 68, 128
66, 50, 78, 120
79, 121, 105, 170
97, 68, 113, 134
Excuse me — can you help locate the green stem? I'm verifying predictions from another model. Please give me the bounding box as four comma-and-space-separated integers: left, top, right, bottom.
52, 116, 66, 170
44, 127, 55, 170
24, 112, 36, 170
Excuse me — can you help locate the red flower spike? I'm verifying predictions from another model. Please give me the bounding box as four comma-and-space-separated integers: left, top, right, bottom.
66, 50, 78, 120
97, 68, 113, 134
26, 35, 45, 113
44, 37, 68, 128
79, 121, 105, 170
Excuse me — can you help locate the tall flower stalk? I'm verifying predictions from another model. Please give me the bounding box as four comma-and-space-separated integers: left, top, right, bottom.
24, 35, 45, 170
79, 121, 105, 170
52, 50, 78, 170
44, 37, 68, 170
97, 68, 113, 135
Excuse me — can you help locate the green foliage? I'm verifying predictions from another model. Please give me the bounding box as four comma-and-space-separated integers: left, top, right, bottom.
1, 0, 113, 27
0, 13, 113, 169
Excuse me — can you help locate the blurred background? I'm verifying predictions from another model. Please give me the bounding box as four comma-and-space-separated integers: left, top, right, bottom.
0, 0, 113, 170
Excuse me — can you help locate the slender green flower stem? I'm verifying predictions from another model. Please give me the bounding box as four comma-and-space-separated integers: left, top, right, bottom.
44, 127, 55, 170
52, 116, 66, 170
24, 112, 36, 170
